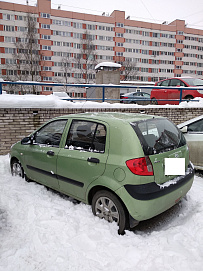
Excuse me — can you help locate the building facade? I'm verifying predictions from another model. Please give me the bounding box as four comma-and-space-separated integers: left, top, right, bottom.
0, 0, 203, 95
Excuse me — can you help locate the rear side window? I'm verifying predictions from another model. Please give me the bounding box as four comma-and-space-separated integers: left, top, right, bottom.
170, 79, 186, 87
131, 118, 186, 155
66, 120, 106, 153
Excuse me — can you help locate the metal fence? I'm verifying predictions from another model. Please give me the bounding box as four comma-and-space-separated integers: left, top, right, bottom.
0, 81, 201, 104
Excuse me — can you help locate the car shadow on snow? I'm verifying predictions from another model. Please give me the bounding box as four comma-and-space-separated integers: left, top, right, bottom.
132, 200, 186, 235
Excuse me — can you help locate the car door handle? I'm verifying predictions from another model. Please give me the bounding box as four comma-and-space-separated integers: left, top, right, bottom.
47, 150, 55, 156
87, 157, 100, 164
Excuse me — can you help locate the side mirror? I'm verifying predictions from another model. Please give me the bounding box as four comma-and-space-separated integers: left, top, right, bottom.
180, 126, 188, 133
21, 136, 34, 145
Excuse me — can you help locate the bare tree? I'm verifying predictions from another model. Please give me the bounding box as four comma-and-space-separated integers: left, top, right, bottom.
119, 58, 139, 81
5, 12, 44, 94
74, 30, 97, 83
54, 52, 72, 93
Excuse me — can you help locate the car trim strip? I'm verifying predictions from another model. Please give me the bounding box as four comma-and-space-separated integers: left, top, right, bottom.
26, 165, 84, 188
124, 164, 194, 201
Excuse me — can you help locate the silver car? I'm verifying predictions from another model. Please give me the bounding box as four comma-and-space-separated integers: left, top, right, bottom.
120, 91, 151, 105
178, 115, 203, 170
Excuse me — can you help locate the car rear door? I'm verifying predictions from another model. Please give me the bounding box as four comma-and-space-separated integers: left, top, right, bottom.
157, 79, 170, 104
56, 119, 109, 201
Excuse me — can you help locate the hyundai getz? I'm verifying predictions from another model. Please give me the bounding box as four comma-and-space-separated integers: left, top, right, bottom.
10, 113, 194, 234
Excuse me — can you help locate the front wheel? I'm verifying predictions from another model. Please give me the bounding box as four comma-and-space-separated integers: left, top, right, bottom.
92, 190, 128, 234
11, 159, 24, 178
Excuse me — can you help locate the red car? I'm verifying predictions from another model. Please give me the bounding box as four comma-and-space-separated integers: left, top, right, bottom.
150, 77, 203, 105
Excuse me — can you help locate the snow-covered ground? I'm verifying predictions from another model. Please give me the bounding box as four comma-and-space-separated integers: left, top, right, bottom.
0, 93, 203, 108
0, 154, 203, 271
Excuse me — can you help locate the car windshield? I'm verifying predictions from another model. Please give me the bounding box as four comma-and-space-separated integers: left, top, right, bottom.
131, 118, 186, 155
182, 78, 203, 86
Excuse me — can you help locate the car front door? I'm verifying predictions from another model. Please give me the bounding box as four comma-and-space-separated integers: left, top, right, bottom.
168, 79, 186, 104
159, 79, 170, 104
183, 119, 203, 169
57, 119, 109, 201
24, 119, 68, 189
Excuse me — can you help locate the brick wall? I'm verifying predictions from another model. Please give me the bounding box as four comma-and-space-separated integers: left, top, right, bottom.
1, 107, 203, 155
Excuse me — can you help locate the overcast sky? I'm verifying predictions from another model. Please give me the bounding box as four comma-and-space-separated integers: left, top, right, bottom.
2, 0, 203, 29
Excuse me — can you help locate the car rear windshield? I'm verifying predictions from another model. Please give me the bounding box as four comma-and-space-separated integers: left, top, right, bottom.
183, 78, 203, 86
131, 118, 186, 155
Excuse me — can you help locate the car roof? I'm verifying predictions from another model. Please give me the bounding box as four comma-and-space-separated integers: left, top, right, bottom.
177, 115, 203, 128
122, 91, 149, 95
156, 77, 195, 83
56, 112, 162, 124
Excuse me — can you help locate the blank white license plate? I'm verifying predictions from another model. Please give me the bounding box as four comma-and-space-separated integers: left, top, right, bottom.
165, 158, 185, 176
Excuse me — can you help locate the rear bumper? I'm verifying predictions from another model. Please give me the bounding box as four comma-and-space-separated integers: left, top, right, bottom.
124, 163, 194, 200
116, 163, 194, 221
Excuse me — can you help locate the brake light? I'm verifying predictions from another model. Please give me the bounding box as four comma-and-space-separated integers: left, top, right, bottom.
121, 97, 128, 99
126, 157, 154, 176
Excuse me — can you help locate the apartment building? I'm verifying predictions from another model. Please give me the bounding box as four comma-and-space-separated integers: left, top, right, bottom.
0, 0, 203, 95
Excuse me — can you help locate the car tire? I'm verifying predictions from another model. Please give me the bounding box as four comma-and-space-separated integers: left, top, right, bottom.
11, 159, 24, 178
92, 190, 128, 235
150, 98, 158, 105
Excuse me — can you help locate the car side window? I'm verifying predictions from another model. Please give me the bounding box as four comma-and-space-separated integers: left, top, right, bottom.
170, 79, 186, 87
34, 120, 67, 147
187, 119, 203, 132
66, 120, 106, 153
160, 80, 170, 86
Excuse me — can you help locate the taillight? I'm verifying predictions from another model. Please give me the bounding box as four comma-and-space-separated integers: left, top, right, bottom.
126, 157, 154, 176
122, 97, 128, 99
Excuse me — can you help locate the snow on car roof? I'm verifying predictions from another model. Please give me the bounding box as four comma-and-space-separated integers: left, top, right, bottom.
95, 62, 121, 70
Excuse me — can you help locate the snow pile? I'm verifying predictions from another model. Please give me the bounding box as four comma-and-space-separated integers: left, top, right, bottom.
0, 94, 203, 108
0, 154, 203, 271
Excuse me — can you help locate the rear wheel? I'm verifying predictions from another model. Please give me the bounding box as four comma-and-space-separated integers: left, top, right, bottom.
92, 190, 128, 235
11, 159, 24, 178
150, 98, 158, 105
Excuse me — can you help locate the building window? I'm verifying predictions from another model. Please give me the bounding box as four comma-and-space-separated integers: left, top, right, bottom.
41, 24, 50, 29
5, 48, 16, 54
4, 25, 15, 32
41, 13, 50, 18
42, 56, 52, 61
73, 33, 83, 39
116, 52, 123, 56
43, 66, 52, 71
44, 87, 53, 91
116, 33, 124, 38
43, 77, 52, 81
52, 20, 71, 26
152, 32, 160, 38
73, 22, 82, 29
116, 42, 123, 47
87, 24, 96, 30
3, 14, 15, 20
42, 45, 51, 50
41, 35, 51, 40
116, 23, 124, 28
5, 36, 16, 43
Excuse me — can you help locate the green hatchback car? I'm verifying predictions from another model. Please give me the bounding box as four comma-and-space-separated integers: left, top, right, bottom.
10, 113, 194, 234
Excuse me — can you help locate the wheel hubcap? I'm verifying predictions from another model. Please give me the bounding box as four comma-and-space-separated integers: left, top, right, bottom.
95, 196, 119, 224
12, 162, 23, 177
